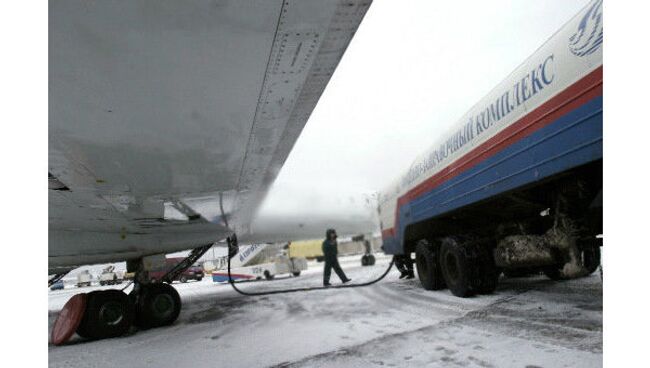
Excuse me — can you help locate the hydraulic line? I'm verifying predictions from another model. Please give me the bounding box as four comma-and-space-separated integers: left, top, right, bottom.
226, 236, 395, 296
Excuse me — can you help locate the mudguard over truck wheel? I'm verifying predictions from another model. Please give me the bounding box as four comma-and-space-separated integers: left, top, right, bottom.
415, 240, 446, 291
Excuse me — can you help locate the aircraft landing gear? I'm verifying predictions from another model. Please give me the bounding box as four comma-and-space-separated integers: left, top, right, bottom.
127, 243, 211, 330
51, 243, 213, 345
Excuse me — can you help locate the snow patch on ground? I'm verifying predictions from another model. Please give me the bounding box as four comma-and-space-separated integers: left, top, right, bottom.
48, 255, 602, 368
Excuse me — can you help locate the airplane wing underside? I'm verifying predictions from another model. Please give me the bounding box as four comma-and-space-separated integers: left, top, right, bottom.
49, 0, 372, 273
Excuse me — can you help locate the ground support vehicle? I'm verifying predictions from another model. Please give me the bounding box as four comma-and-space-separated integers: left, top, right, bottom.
378, 1, 603, 297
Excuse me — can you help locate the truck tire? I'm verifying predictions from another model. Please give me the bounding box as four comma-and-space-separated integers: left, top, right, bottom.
504, 268, 535, 278
415, 240, 445, 291
133, 283, 181, 329
475, 245, 499, 295
581, 241, 601, 275
366, 254, 376, 266
77, 290, 134, 340
439, 237, 477, 297
264, 270, 274, 280
543, 266, 568, 280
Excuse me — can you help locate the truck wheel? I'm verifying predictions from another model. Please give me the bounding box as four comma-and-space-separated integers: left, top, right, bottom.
77, 290, 134, 340
415, 240, 445, 291
475, 246, 499, 294
581, 241, 601, 275
439, 237, 475, 297
180, 275, 188, 283
264, 270, 274, 280
134, 283, 181, 329
367, 254, 376, 266
543, 266, 568, 280
292, 271, 301, 277
504, 268, 534, 278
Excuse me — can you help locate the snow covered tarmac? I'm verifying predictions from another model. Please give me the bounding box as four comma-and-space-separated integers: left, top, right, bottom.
48, 255, 602, 367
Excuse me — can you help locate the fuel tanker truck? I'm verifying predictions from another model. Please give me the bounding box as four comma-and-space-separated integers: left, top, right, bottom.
378, 0, 603, 297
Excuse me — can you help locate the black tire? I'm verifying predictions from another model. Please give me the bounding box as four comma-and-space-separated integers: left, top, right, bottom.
99, 281, 105, 286
134, 283, 181, 329
581, 242, 601, 275
196, 277, 203, 282
439, 237, 476, 297
180, 275, 188, 283
474, 246, 499, 295
361, 255, 368, 266
77, 290, 134, 340
292, 271, 301, 277
264, 270, 274, 280
504, 268, 534, 278
543, 266, 568, 280
367, 254, 376, 266
415, 240, 446, 291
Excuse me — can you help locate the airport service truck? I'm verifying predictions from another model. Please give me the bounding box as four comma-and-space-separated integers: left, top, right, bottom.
378, 0, 603, 297
211, 243, 308, 282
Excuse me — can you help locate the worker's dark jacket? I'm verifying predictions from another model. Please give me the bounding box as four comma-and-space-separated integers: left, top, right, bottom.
322, 239, 338, 262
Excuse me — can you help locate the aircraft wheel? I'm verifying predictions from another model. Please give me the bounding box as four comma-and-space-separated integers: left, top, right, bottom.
77, 290, 134, 340
439, 237, 476, 297
134, 283, 181, 329
415, 240, 445, 290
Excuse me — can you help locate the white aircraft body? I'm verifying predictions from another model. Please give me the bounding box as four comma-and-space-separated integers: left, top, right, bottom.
49, 0, 375, 275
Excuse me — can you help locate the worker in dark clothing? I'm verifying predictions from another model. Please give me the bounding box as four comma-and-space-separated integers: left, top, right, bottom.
322, 228, 351, 286
394, 254, 415, 279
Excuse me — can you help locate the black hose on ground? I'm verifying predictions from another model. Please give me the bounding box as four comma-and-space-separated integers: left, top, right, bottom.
226, 236, 394, 296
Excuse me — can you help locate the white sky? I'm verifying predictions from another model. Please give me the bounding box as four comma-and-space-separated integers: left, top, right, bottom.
257, 0, 590, 216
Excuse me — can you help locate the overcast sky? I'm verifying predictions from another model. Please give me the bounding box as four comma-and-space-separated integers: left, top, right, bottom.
257, 0, 590, 217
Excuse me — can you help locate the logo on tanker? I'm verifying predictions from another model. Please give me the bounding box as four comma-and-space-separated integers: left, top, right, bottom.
569, 0, 603, 57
